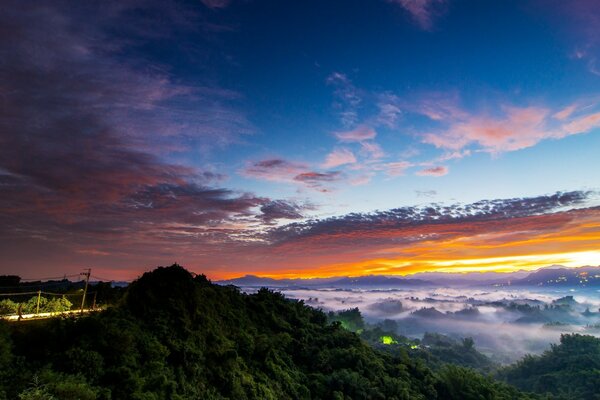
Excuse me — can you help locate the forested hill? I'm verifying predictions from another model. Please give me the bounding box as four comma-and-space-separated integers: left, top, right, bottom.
499, 334, 600, 399
1, 265, 537, 399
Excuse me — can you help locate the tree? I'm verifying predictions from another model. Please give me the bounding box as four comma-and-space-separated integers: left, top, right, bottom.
0, 299, 18, 315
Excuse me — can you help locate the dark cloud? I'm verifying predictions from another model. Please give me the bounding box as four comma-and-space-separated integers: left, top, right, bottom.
259, 200, 307, 223
0, 1, 302, 266
268, 191, 594, 246
293, 171, 343, 192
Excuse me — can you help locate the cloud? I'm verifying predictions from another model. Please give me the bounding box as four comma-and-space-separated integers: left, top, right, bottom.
388, 0, 447, 30
241, 159, 308, 182
540, 0, 600, 76
322, 148, 357, 168
377, 93, 403, 128
240, 191, 600, 279
385, 161, 413, 176
0, 1, 310, 277
293, 171, 343, 192
553, 104, 577, 120
350, 174, 374, 186
415, 190, 437, 198
420, 101, 600, 154
201, 0, 231, 9
334, 126, 377, 142
416, 166, 448, 177
424, 106, 551, 152
562, 111, 600, 134
326, 72, 361, 126
360, 141, 386, 159
259, 200, 308, 223
268, 191, 593, 247
241, 159, 345, 192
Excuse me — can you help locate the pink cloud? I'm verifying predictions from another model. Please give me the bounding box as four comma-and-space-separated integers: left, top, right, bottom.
334, 126, 377, 142
293, 171, 343, 192
386, 161, 413, 176
388, 0, 446, 30
562, 111, 600, 134
323, 148, 357, 168
241, 159, 307, 182
423, 103, 600, 154
553, 104, 577, 120
360, 141, 386, 159
349, 174, 373, 186
416, 166, 448, 176
241, 158, 345, 192
423, 106, 549, 152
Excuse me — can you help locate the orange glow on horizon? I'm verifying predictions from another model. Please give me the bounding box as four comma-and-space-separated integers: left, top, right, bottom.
212, 250, 600, 280
208, 209, 600, 280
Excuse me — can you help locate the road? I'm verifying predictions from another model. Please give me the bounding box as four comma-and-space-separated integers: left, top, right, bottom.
1, 309, 96, 322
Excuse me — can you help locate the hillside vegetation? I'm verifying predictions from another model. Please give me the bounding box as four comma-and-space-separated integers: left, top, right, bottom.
0, 265, 545, 399
499, 333, 600, 399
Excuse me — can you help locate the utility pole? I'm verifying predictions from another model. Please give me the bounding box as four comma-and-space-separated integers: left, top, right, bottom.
36, 290, 41, 314
80, 268, 91, 312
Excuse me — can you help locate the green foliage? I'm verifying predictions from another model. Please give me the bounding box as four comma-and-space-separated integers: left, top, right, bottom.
18, 372, 102, 400
418, 333, 495, 372
44, 297, 73, 313
327, 308, 365, 332
0, 265, 542, 400
0, 296, 73, 316
436, 365, 537, 400
0, 299, 18, 315
499, 334, 600, 399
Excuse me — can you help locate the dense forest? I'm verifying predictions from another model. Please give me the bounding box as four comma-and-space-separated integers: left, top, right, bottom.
327, 308, 496, 373
0, 265, 596, 399
499, 334, 600, 399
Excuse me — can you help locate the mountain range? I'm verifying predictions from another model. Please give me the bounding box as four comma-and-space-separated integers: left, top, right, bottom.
217, 265, 600, 289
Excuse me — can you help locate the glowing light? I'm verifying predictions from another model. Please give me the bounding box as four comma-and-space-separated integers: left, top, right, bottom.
381, 336, 398, 345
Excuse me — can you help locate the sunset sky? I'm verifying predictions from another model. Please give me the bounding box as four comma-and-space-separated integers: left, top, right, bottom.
1, 0, 599, 280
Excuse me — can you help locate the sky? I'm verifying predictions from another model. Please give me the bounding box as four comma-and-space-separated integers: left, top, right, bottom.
1, 0, 600, 280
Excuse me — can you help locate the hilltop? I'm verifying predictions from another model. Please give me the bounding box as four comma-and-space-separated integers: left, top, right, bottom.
0, 265, 536, 400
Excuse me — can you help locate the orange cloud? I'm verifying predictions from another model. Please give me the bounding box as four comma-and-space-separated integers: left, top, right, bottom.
208, 199, 600, 280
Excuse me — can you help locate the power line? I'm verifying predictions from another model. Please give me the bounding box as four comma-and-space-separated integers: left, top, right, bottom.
0, 291, 92, 297
19, 274, 81, 282
0, 291, 42, 296
0, 280, 82, 290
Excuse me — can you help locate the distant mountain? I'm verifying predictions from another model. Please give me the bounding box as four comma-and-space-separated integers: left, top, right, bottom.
411, 270, 531, 286
218, 265, 600, 289
510, 266, 600, 287
329, 275, 430, 287
411, 307, 446, 319
217, 274, 431, 288
218, 274, 290, 287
